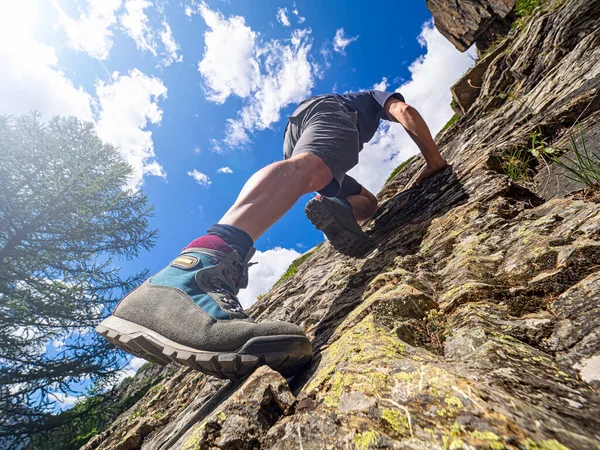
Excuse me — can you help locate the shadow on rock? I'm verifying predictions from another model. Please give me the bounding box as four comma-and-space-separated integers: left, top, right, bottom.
292, 166, 467, 392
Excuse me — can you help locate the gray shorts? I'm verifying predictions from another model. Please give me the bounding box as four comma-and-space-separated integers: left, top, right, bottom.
283, 96, 363, 198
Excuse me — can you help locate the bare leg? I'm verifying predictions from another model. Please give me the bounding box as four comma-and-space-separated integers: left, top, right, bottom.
219, 153, 333, 241
346, 187, 378, 221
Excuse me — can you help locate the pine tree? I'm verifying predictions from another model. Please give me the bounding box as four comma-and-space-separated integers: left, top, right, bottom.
0, 113, 157, 443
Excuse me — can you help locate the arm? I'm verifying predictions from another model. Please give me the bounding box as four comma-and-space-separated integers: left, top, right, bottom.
384, 98, 447, 183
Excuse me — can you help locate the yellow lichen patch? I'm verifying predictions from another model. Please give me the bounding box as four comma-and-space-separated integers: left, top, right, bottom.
323, 372, 355, 407
181, 423, 207, 450
304, 316, 406, 404
216, 411, 227, 421
392, 372, 415, 383
525, 439, 570, 450
353, 430, 379, 449
444, 396, 464, 409
381, 408, 409, 435
470, 430, 505, 449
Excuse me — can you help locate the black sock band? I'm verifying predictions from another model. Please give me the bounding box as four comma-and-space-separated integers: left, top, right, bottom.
207, 224, 254, 258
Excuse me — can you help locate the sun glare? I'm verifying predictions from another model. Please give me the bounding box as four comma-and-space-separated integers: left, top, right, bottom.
0, 0, 40, 39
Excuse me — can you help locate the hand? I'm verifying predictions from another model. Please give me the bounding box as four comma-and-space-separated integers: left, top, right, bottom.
415, 160, 448, 186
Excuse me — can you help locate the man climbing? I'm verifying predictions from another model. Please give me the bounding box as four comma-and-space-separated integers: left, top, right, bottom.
97, 90, 447, 380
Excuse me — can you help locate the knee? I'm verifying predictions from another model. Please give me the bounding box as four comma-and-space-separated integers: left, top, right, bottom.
289, 153, 333, 192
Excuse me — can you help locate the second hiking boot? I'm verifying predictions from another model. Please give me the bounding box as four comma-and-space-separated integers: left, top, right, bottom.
96, 244, 312, 379
305, 195, 375, 258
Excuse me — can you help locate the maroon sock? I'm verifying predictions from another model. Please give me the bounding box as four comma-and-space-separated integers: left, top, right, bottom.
185, 235, 233, 254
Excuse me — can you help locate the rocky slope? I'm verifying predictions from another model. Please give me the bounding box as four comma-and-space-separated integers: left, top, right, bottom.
79, 0, 600, 448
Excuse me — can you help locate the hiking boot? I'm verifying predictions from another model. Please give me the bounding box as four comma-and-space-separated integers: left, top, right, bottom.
305, 195, 375, 258
96, 245, 312, 379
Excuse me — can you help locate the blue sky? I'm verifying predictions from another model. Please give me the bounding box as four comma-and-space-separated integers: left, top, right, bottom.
1, 0, 474, 403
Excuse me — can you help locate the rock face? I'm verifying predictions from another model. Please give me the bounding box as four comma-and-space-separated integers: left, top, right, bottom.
425, 0, 515, 52
81, 1, 600, 449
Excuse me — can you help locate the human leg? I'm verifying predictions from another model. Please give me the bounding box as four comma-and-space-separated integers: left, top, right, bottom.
218, 153, 333, 242
95, 149, 331, 379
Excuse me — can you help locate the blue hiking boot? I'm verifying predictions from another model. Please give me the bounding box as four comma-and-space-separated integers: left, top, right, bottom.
305, 195, 375, 258
96, 243, 312, 379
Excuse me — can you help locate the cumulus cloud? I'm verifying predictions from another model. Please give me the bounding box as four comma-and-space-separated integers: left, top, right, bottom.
116, 356, 147, 382
217, 166, 234, 174
0, 2, 169, 192
120, 0, 157, 55
197, 4, 316, 149
187, 169, 212, 187
54, 0, 181, 66
291, 8, 306, 24
0, 35, 93, 120
372, 77, 389, 91
49, 392, 80, 408
198, 4, 261, 103
159, 20, 183, 66
96, 69, 168, 189
347, 21, 475, 195
238, 247, 301, 309
56, 0, 122, 60
333, 28, 358, 54
276, 7, 291, 27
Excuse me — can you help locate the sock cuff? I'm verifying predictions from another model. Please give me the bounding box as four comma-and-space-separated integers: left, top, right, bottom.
206, 224, 254, 258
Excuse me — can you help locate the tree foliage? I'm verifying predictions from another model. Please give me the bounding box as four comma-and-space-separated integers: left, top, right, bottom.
0, 113, 157, 443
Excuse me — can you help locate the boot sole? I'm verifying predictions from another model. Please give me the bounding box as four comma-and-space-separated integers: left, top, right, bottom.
96, 316, 312, 380
305, 198, 375, 258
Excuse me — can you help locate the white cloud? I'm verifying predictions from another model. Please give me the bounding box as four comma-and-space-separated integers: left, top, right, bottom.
96, 69, 168, 189
116, 356, 148, 382
56, 0, 123, 60
159, 20, 183, 66
0, 36, 94, 120
120, 0, 157, 55
187, 169, 212, 187
197, 5, 317, 149
50, 392, 80, 408
291, 7, 305, 23
372, 77, 389, 91
238, 247, 301, 309
217, 166, 233, 174
347, 21, 475, 195
276, 7, 291, 27
333, 28, 358, 54
54, 0, 181, 67
198, 4, 261, 103
0, 1, 93, 119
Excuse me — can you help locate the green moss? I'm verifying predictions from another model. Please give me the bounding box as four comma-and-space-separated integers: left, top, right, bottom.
381, 408, 409, 435
386, 155, 416, 183
514, 0, 542, 17
353, 431, 379, 449
440, 113, 460, 133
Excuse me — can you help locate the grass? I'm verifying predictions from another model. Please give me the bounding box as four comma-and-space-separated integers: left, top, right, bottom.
440, 113, 460, 134
502, 146, 533, 181
386, 156, 416, 183
274, 245, 320, 286
552, 127, 600, 186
